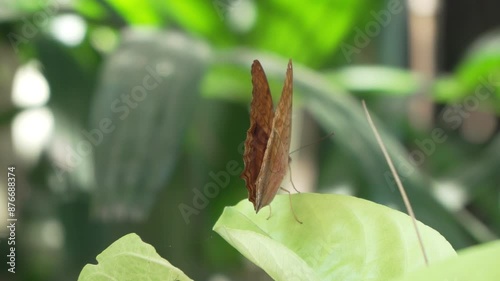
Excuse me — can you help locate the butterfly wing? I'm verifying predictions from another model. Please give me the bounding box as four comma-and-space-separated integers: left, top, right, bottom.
241, 60, 275, 207
254, 59, 293, 212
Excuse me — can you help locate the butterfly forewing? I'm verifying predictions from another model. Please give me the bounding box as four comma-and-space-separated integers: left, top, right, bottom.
241, 60, 275, 206
254, 60, 293, 212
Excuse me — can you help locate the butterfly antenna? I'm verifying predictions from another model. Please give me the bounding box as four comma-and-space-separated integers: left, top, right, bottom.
289, 131, 335, 155
362, 100, 429, 266
287, 131, 333, 193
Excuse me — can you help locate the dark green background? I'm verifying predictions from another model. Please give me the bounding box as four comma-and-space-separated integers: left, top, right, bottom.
0, 0, 499, 280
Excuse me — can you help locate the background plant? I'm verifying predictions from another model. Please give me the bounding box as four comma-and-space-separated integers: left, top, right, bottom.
0, 0, 499, 280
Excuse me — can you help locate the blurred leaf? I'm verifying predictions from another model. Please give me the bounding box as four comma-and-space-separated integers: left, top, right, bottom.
438, 134, 500, 240
163, 1, 230, 43
201, 64, 250, 101
0, 0, 61, 17
249, 0, 384, 66
433, 30, 500, 110
74, 0, 108, 21
444, 133, 500, 196
214, 194, 456, 281
330, 66, 420, 95
105, 0, 164, 25
78, 233, 193, 281
164, 0, 385, 67
456, 30, 500, 89
391, 240, 500, 281
90, 30, 210, 220
432, 75, 465, 101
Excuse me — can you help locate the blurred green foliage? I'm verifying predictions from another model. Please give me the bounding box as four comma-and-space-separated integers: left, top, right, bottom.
0, 0, 499, 280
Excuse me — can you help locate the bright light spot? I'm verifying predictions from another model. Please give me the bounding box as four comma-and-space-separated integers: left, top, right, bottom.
208, 274, 232, 281
49, 14, 86, 46
90, 26, 119, 53
12, 107, 54, 164
326, 183, 354, 195
227, 0, 256, 33
433, 181, 467, 211
41, 219, 64, 249
12, 62, 50, 108
408, 0, 441, 16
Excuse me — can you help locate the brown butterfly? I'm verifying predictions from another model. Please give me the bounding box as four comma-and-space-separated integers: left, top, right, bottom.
241, 59, 301, 222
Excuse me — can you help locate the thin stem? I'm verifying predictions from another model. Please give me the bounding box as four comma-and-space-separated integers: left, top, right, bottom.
361, 100, 429, 266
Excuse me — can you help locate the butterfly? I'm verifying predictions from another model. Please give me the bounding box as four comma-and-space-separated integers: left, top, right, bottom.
241, 59, 300, 222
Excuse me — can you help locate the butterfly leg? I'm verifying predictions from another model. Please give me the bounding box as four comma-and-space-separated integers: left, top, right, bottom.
266, 205, 272, 220
272, 128, 301, 194
280, 187, 303, 224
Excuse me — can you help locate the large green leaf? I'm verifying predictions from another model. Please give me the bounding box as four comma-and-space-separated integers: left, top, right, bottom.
78, 233, 193, 281
391, 240, 500, 281
214, 194, 456, 281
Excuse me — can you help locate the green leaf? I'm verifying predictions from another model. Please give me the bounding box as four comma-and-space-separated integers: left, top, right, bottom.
106, 0, 164, 25
78, 233, 193, 281
163, 1, 226, 40
433, 30, 500, 107
455, 31, 500, 89
390, 240, 500, 281
432, 75, 465, 101
249, 0, 384, 66
331, 66, 420, 95
214, 194, 456, 281
74, 0, 108, 21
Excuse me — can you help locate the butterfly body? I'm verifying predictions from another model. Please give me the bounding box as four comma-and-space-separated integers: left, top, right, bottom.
241, 60, 293, 213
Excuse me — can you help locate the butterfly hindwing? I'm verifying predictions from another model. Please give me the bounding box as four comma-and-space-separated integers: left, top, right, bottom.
241, 60, 275, 206
254, 60, 293, 212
